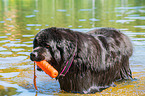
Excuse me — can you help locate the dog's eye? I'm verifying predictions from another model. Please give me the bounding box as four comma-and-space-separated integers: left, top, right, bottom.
45, 43, 50, 48
46, 44, 52, 49
46, 45, 50, 48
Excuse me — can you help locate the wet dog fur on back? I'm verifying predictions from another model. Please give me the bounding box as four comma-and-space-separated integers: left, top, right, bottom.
30, 27, 133, 93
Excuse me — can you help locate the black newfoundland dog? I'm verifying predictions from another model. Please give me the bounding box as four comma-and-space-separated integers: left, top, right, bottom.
30, 27, 133, 94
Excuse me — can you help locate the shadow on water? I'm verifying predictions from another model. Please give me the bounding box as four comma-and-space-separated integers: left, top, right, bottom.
0, 0, 145, 95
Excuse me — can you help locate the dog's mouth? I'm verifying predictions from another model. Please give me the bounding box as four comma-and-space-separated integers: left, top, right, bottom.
37, 65, 42, 71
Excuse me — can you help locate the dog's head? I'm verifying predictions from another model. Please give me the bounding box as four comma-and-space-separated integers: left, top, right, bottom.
30, 27, 77, 74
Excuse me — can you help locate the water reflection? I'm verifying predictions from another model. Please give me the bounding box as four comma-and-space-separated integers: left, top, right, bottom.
0, 84, 19, 96
0, 0, 145, 95
25, 15, 36, 18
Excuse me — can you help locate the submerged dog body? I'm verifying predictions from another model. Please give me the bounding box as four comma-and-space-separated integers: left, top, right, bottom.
30, 27, 133, 93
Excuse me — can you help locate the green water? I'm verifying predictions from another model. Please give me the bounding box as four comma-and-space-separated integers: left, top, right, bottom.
0, 0, 145, 95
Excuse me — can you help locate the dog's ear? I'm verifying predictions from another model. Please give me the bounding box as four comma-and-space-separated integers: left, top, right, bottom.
48, 43, 62, 65
54, 47, 61, 62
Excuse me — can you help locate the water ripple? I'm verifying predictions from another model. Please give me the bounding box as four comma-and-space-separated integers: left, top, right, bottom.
116, 6, 145, 9
0, 56, 27, 64
0, 72, 20, 78
0, 36, 8, 38
89, 18, 100, 21
0, 21, 5, 23
0, 47, 7, 51
22, 35, 34, 37
79, 9, 92, 11
26, 24, 42, 26
11, 48, 25, 51
134, 25, 145, 29
116, 20, 135, 23
25, 15, 36, 18
79, 19, 86, 21
0, 40, 10, 43
6, 18, 12, 21
0, 52, 12, 54
3, 43, 32, 47
125, 17, 145, 20
57, 9, 67, 12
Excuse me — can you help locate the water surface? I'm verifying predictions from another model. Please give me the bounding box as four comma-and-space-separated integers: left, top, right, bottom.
0, 0, 145, 96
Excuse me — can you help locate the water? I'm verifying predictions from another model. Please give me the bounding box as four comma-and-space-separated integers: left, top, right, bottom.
0, 0, 145, 95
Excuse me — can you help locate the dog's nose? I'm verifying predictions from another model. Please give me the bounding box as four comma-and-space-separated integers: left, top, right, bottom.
30, 51, 45, 61
30, 52, 37, 61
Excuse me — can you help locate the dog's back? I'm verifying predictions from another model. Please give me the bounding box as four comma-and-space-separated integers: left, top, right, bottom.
88, 28, 133, 57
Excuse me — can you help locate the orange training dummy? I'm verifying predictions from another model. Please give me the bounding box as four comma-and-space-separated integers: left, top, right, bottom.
34, 60, 58, 78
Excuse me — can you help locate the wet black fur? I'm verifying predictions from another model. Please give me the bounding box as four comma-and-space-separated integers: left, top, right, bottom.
30, 27, 133, 94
